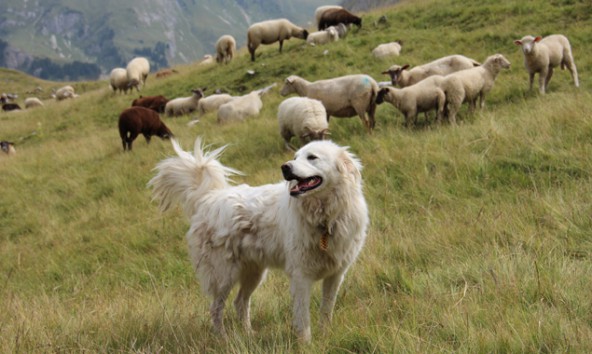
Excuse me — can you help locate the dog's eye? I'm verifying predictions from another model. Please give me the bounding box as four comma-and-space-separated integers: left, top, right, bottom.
307, 154, 318, 161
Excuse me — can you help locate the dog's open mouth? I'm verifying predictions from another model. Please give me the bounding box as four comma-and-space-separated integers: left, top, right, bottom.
289, 176, 323, 196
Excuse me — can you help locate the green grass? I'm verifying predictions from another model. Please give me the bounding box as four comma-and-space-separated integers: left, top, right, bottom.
1, 0, 592, 352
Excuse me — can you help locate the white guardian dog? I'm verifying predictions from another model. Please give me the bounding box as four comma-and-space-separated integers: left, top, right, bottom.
149, 138, 369, 342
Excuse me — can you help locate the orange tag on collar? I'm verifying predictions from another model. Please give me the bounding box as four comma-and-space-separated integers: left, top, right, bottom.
320, 232, 329, 251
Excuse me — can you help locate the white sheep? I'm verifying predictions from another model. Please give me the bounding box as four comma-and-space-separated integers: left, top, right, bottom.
198, 54, 216, 66
126, 57, 150, 92
334, 23, 348, 38
372, 41, 402, 59
24, 97, 44, 109
217, 91, 263, 124
382, 54, 481, 87
164, 88, 206, 117
513, 34, 579, 94
54, 85, 78, 101
278, 97, 329, 150
314, 5, 343, 29
109, 68, 130, 94
280, 74, 379, 132
216, 35, 236, 64
441, 53, 511, 125
306, 27, 339, 46
376, 75, 445, 126
247, 19, 309, 61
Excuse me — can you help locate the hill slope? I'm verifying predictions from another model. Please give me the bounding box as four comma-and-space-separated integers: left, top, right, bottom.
1, 0, 591, 352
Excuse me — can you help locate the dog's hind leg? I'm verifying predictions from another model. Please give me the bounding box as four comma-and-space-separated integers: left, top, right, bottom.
290, 274, 313, 342
210, 285, 232, 336
320, 272, 345, 331
234, 268, 267, 332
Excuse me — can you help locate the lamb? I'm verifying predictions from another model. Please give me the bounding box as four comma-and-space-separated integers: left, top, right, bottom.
441, 54, 511, 125
318, 8, 362, 31
278, 97, 329, 151
372, 41, 402, 59
247, 19, 309, 62
375, 75, 446, 126
54, 85, 78, 100
382, 54, 481, 87
24, 97, 44, 109
1, 141, 16, 156
110, 68, 130, 94
126, 57, 150, 92
132, 95, 169, 114
217, 90, 263, 124
513, 34, 579, 94
118, 106, 173, 151
215, 35, 236, 64
306, 27, 339, 46
155, 68, 178, 79
314, 5, 343, 29
164, 88, 206, 117
280, 74, 379, 132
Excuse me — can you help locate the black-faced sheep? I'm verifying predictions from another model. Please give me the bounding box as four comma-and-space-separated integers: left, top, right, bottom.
383, 55, 481, 87
164, 88, 206, 117
318, 8, 362, 31
0, 141, 16, 155
513, 34, 579, 94
216, 35, 236, 64
247, 19, 309, 62
126, 57, 150, 92
280, 74, 379, 132
132, 95, 169, 114
118, 106, 173, 151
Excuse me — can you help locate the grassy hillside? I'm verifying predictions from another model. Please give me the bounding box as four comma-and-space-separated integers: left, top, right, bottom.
1, 0, 591, 352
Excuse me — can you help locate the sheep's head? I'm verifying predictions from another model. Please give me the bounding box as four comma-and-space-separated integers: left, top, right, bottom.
280, 76, 298, 96
301, 29, 309, 40
514, 35, 542, 55
376, 87, 391, 105
191, 88, 206, 99
302, 128, 330, 143
487, 54, 511, 71
381, 65, 409, 86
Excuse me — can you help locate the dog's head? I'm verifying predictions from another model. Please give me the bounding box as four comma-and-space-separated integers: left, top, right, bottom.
281, 141, 362, 198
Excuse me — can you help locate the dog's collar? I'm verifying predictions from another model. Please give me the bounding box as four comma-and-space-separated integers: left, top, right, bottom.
318, 224, 331, 252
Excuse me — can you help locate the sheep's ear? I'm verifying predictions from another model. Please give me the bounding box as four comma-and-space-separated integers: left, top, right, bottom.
381, 70, 391, 75
202, 87, 207, 92
401, 64, 410, 71
534, 36, 542, 42
286, 77, 294, 84
513, 40, 522, 46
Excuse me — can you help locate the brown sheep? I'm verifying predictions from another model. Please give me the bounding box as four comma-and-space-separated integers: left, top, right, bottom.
118, 106, 173, 151
318, 8, 362, 31
155, 69, 178, 79
131, 95, 169, 114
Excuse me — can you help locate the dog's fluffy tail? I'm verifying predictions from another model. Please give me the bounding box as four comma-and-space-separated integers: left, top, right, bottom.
148, 137, 242, 219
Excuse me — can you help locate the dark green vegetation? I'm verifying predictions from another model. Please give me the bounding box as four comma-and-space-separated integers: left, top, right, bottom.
1, 0, 591, 352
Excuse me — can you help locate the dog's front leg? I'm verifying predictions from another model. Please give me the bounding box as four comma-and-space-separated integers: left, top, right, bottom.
290, 274, 313, 342
320, 272, 345, 330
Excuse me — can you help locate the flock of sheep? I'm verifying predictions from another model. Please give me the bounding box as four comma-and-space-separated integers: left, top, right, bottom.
1, 5, 580, 156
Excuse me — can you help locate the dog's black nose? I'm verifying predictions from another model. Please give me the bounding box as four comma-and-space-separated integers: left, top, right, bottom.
281, 163, 295, 180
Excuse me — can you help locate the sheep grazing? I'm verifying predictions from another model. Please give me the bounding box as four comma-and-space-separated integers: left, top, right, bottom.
372, 41, 402, 59
247, 19, 309, 62
278, 97, 329, 151
513, 34, 579, 94
376, 75, 446, 126
442, 54, 511, 124
164, 88, 206, 117
110, 68, 130, 94
2, 103, 21, 112
217, 90, 264, 124
215, 35, 236, 64
383, 54, 481, 87
118, 106, 173, 151
318, 8, 362, 31
54, 85, 78, 100
306, 27, 339, 46
126, 57, 150, 92
132, 95, 169, 114
280, 74, 379, 132
0, 141, 16, 156
155, 68, 178, 79
24, 97, 44, 109
314, 5, 343, 29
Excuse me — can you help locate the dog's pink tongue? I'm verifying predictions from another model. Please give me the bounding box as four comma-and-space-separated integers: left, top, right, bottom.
290, 184, 301, 193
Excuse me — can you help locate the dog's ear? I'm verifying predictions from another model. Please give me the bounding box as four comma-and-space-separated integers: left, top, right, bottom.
336, 148, 362, 183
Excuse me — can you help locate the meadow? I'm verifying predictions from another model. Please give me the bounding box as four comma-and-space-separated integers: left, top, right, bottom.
1, 0, 591, 352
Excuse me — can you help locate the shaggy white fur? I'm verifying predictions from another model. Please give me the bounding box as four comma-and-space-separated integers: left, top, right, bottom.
149, 138, 369, 342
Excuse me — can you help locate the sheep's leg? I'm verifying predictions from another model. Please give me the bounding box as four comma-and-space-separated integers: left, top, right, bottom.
143, 134, 152, 144
234, 269, 266, 333
279, 40, 284, 53
479, 92, 486, 110
528, 73, 535, 91
538, 68, 548, 94
564, 55, 579, 87
249, 46, 256, 62
544, 67, 554, 93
